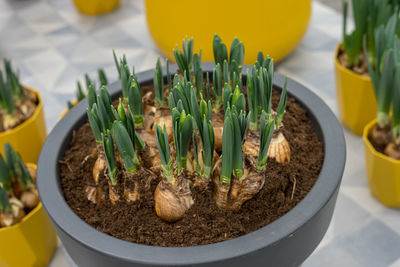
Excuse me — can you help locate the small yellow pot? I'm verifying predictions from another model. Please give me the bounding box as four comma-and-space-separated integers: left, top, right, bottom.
72, 0, 120, 15
0, 87, 46, 164
363, 119, 400, 208
145, 0, 311, 64
334, 44, 377, 136
0, 164, 57, 267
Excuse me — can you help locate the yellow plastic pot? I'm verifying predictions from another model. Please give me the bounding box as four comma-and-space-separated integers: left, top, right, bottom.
0, 164, 57, 267
335, 44, 377, 136
0, 87, 46, 164
72, 0, 120, 15
363, 119, 400, 208
145, 0, 311, 64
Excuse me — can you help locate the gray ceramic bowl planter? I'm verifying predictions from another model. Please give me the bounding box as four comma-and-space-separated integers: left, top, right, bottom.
37, 62, 346, 267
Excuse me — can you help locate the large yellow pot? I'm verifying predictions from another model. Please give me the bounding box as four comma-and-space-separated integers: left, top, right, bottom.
335, 44, 377, 136
72, 0, 120, 15
363, 119, 400, 208
0, 164, 57, 267
145, 0, 311, 64
0, 87, 46, 164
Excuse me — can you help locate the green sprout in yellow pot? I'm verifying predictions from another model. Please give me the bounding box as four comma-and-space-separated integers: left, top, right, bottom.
0, 59, 38, 131
365, 15, 398, 148
383, 36, 400, 159
0, 143, 38, 227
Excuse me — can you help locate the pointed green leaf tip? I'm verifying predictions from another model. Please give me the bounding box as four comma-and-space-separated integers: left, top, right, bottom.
173, 37, 194, 81
2, 143, 32, 189
276, 78, 288, 127
76, 80, 86, 101
128, 75, 144, 119
153, 57, 164, 106
113, 121, 138, 173
15, 153, 33, 190
4, 143, 16, 179
98, 68, 108, 86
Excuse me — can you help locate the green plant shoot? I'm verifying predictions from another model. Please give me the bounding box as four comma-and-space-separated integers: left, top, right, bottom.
0, 187, 10, 213
247, 69, 258, 130
112, 121, 139, 173
276, 78, 288, 127
101, 130, 117, 185
173, 37, 194, 81
171, 108, 193, 172
155, 124, 173, 183
190, 93, 214, 178
257, 111, 275, 171
0, 154, 11, 193
154, 57, 164, 106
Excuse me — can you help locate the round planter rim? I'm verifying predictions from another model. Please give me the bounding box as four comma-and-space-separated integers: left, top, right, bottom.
37, 62, 346, 265
0, 87, 43, 138
334, 43, 371, 82
363, 118, 400, 165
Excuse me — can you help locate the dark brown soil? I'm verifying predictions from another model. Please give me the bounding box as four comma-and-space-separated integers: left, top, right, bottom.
338, 46, 369, 75
0, 88, 38, 132
60, 88, 324, 247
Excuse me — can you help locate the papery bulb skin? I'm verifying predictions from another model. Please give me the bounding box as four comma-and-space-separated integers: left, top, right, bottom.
268, 132, 291, 163
154, 174, 193, 223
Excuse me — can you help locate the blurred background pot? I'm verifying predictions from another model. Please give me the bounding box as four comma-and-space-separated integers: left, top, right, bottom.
363, 119, 400, 208
0, 164, 57, 267
0, 87, 46, 164
335, 44, 377, 136
145, 0, 311, 64
72, 0, 120, 15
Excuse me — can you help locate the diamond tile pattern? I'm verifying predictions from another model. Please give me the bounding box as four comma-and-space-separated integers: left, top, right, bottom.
0, 0, 399, 266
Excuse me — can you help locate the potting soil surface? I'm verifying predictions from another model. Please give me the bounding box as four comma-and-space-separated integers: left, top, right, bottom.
60, 89, 324, 247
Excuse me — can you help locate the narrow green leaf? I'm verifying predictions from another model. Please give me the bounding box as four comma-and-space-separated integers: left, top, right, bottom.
98, 68, 108, 86
113, 121, 137, 173
102, 131, 117, 185
0, 187, 10, 213
220, 111, 233, 184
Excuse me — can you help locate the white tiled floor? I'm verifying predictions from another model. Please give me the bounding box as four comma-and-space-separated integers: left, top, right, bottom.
0, 0, 399, 266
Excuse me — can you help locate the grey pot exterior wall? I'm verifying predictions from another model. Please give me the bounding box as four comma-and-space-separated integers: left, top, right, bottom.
37, 63, 346, 267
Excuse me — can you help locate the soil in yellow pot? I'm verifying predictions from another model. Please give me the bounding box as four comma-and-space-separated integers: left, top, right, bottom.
0, 164, 57, 267
73, 0, 120, 15
335, 44, 377, 136
0, 87, 46, 164
363, 119, 400, 208
145, 0, 311, 64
